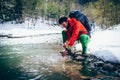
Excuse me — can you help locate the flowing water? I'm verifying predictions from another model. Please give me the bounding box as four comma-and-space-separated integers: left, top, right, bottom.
0, 34, 71, 80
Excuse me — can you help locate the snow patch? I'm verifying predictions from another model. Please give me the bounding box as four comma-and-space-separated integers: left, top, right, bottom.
94, 50, 120, 63
0, 19, 63, 37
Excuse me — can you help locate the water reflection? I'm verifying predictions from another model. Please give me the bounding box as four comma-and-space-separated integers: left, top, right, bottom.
80, 56, 97, 77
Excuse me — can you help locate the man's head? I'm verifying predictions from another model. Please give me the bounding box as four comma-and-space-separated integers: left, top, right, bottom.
58, 16, 68, 28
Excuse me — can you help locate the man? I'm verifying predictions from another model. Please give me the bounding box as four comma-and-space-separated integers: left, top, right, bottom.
58, 16, 90, 57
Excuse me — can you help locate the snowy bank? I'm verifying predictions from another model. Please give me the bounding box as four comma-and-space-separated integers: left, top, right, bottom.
0, 19, 63, 38
89, 26, 120, 63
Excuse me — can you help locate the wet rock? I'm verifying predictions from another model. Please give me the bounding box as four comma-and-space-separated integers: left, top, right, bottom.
118, 69, 120, 73
111, 71, 120, 77
102, 63, 115, 71
100, 77, 113, 80
89, 63, 95, 69
94, 61, 104, 67
81, 78, 91, 80
100, 70, 107, 75
118, 73, 120, 77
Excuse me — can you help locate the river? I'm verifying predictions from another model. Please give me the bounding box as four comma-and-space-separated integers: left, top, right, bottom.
0, 34, 73, 80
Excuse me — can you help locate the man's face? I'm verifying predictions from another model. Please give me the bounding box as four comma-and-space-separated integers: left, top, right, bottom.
61, 22, 68, 28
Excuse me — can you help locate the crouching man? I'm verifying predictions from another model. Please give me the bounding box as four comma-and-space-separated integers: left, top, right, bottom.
58, 16, 90, 57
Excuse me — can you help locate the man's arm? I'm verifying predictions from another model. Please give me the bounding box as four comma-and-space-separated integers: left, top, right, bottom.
68, 24, 81, 47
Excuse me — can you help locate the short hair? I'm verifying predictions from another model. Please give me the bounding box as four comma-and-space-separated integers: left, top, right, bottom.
58, 16, 68, 24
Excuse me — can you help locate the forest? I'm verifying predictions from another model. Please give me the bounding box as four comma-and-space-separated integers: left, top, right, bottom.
0, 0, 120, 29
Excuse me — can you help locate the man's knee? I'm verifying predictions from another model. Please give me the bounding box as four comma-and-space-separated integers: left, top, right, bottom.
79, 34, 90, 43
62, 30, 66, 34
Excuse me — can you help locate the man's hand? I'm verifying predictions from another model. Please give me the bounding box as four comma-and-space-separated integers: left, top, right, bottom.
63, 41, 71, 50
63, 40, 68, 48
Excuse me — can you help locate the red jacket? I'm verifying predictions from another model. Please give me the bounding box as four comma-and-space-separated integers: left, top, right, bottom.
66, 18, 88, 47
